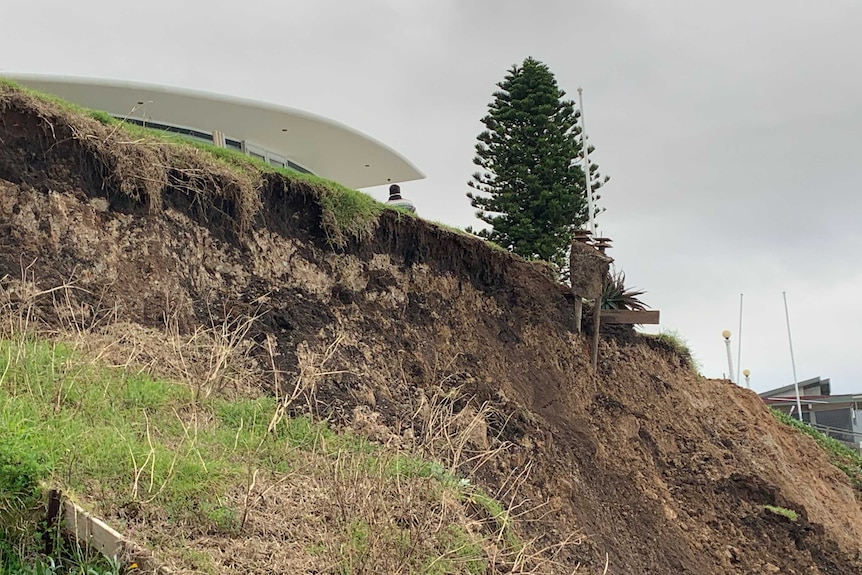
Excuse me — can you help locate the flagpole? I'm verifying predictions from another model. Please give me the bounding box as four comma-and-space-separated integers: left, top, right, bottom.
783, 292, 804, 421
736, 293, 743, 385
577, 87, 595, 235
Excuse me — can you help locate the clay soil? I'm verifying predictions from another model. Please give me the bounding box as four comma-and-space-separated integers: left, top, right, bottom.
2, 86, 862, 574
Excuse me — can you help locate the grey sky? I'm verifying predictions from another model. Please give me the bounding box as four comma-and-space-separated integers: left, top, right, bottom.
3, 0, 861, 393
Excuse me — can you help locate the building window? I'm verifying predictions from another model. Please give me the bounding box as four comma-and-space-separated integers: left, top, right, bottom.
243, 142, 268, 163
119, 117, 213, 143
243, 142, 312, 174
287, 160, 312, 175
108, 116, 316, 176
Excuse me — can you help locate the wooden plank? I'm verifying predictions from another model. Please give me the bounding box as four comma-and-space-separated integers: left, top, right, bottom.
61, 497, 174, 574
62, 499, 125, 559
602, 309, 660, 325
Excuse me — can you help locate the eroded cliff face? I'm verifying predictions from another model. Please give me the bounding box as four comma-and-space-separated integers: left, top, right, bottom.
2, 86, 861, 574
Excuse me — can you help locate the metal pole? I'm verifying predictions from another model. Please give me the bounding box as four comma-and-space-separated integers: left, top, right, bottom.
577, 87, 595, 235
722, 330, 735, 383
743, 369, 751, 389
736, 294, 743, 384
783, 292, 804, 421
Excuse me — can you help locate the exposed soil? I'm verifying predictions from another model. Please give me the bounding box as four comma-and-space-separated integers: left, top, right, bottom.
2, 86, 862, 574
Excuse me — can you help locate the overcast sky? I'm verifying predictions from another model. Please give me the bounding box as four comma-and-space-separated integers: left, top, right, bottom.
3, 0, 861, 395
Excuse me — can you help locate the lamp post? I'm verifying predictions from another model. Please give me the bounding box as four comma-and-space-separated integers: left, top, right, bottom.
742, 369, 750, 389
722, 330, 735, 384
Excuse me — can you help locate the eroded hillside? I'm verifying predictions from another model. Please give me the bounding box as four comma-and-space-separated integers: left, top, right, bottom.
1, 84, 861, 574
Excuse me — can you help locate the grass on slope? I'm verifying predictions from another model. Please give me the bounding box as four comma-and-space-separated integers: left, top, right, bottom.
0, 80, 380, 243
0, 539, 122, 575
0, 335, 540, 574
0, 79, 425, 249
0, 79, 536, 264
770, 408, 862, 492
641, 329, 701, 373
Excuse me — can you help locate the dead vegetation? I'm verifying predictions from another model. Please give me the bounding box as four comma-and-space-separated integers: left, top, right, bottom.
0, 274, 584, 574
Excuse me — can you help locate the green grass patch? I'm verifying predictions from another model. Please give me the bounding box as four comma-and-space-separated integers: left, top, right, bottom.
0, 79, 106, 124
770, 408, 862, 492
0, 336, 524, 572
387, 456, 522, 551
642, 329, 700, 373
763, 504, 798, 521
0, 339, 327, 537
434, 525, 488, 575
0, 535, 122, 575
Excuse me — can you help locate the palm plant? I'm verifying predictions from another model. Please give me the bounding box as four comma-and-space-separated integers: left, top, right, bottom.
601, 268, 648, 311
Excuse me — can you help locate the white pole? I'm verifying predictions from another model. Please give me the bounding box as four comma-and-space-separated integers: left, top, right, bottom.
722, 330, 735, 384
783, 292, 804, 421
736, 294, 743, 384
577, 87, 595, 235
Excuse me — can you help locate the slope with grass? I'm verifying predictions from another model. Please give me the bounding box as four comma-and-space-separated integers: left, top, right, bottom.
0, 338, 533, 574
1, 82, 862, 574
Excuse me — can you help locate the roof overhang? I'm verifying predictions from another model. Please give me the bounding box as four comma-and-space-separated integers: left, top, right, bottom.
2, 73, 425, 189
758, 377, 829, 399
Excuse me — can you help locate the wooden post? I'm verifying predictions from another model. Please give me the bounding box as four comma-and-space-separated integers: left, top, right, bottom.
42, 489, 62, 555
591, 304, 601, 369
569, 234, 611, 368
212, 130, 226, 148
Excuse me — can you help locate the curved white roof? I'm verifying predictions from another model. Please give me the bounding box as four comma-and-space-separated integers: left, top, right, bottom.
2, 73, 424, 189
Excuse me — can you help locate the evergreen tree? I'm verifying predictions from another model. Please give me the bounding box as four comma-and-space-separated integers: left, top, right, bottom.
467, 57, 607, 272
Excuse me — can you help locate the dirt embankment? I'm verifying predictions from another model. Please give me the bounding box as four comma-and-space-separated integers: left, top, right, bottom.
2, 86, 862, 574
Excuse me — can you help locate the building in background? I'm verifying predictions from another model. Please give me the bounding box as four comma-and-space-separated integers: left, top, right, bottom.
761, 377, 862, 450
2, 73, 424, 190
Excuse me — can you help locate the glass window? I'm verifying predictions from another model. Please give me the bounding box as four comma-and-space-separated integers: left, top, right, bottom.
287, 160, 313, 175
117, 117, 213, 143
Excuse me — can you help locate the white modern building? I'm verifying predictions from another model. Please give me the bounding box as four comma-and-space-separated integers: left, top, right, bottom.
2, 73, 424, 190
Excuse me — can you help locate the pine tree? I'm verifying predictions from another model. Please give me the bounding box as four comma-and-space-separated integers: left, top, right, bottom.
467, 57, 606, 273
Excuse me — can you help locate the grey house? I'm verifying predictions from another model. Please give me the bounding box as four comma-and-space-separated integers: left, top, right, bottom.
760, 377, 862, 451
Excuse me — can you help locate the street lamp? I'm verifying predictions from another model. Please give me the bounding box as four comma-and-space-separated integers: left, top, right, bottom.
722, 330, 735, 383
742, 369, 750, 389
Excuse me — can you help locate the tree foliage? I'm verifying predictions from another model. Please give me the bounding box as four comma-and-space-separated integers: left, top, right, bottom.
467, 57, 607, 272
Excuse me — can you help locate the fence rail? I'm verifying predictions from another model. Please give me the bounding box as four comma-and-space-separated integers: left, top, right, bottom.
807, 422, 862, 452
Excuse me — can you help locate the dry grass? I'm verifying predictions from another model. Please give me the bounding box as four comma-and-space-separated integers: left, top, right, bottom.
0, 273, 584, 574
0, 83, 262, 231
